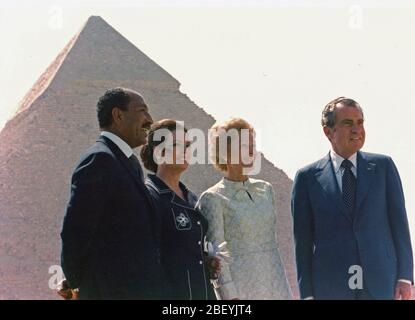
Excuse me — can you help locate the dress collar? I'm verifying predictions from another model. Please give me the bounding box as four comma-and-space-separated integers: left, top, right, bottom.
221, 177, 252, 189
147, 174, 199, 209
147, 174, 189, 194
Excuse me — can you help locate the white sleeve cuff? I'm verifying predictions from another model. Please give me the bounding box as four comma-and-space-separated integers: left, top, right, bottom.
397, 279, 412, 285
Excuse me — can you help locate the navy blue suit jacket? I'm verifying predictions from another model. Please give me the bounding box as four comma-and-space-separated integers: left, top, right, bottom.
61, 136, 168, 299
292, 151, 413, 299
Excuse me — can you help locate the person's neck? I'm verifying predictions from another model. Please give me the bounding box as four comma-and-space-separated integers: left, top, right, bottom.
156, 168, 182, 192
102, 128, 133, 148
226, 166, 248, 182
332, 148, 355, 160
102, 127, 119, 137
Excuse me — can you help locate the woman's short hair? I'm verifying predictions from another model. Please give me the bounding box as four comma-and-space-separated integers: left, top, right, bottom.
140, 119, 187, 172
209, 117, 254, 172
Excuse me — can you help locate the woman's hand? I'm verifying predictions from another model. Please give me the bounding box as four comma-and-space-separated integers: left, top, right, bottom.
205, 256, 222, 279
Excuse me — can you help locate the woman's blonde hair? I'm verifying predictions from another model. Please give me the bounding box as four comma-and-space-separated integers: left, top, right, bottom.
209, 117, 254, 172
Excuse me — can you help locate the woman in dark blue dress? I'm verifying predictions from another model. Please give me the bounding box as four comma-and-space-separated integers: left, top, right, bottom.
140, 119, 218, 300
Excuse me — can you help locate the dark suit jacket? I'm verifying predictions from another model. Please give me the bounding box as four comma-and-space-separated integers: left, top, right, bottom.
61, 135, 169, 299
292, 151, 413, 299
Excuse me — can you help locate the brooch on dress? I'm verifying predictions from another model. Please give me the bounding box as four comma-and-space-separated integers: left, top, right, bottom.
173, 210, 192, 230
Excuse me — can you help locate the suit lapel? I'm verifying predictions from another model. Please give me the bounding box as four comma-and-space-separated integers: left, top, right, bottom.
97, 136, 156, 212
355, 151, 376, 216
315, 153, 352, 223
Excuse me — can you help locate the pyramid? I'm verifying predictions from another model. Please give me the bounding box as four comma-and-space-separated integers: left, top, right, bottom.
0, 16, 297, 299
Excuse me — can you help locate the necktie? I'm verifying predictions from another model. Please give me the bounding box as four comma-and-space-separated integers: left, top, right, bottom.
341, 159, 356, 215
129, 154, 144, 182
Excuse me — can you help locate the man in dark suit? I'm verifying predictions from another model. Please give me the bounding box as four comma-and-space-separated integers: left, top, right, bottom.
60, 88, 168, 299
291, 97, 413, 300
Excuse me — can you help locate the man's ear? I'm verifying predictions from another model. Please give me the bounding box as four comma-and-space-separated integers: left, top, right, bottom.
111, 107, 123, 125
323, 126, 332, 141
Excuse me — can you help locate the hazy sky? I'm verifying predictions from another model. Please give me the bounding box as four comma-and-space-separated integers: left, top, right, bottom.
1, 1, 414, 247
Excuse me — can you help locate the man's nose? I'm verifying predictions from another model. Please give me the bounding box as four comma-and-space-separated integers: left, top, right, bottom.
146, 112, 153, 125
351, 124, 360, 133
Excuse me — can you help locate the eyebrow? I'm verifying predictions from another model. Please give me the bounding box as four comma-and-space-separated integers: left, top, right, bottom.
340, 118, 364, 124
137, 104, 148, 111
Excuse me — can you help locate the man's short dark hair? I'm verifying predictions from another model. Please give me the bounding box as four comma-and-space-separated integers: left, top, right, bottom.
97, 88, 131, 128
321, 97, 364, 128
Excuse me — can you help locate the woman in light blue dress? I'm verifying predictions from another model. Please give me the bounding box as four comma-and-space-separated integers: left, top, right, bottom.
196, 118, 292, 300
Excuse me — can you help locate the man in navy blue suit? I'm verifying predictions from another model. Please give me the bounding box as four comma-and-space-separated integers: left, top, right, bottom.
60, 88, 168, 299
292, 97, 413, 300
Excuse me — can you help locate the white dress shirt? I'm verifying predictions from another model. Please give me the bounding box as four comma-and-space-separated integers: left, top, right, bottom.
100, 131, 133, 158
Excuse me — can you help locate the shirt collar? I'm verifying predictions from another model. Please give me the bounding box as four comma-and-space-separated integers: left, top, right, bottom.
330, 149, 357, 173
101, 131, 133, 158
